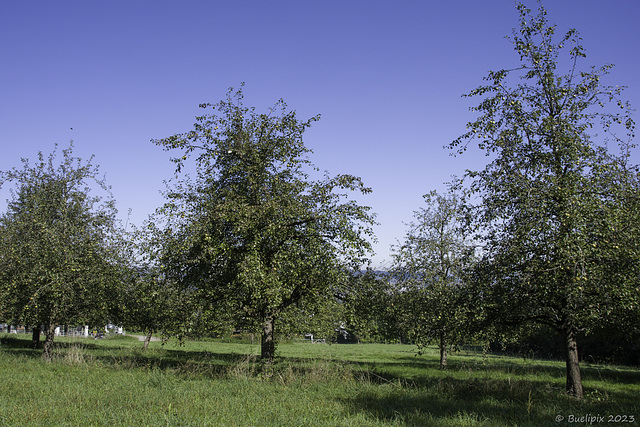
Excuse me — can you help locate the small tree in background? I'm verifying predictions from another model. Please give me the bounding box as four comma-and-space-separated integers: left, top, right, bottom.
0, 143, 128, 360
119, 220, 199, 350
392, 183, 476, 369
342, 271, 402, 344
450, 2, 638, 398
122, 268, 195, 350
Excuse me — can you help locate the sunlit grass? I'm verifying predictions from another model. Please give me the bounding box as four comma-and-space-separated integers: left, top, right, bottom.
1, 333, 638, 426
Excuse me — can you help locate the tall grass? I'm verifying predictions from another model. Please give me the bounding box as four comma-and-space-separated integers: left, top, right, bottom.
0, 333, 638, 426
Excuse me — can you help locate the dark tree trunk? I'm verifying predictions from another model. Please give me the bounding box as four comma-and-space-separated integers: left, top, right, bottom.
261, 313, 276, 363
31, 326, 41, 349
42, 324, 56, 362
564, 329, 583, 399
439, 332, 448, 370
142, 330, 153, 351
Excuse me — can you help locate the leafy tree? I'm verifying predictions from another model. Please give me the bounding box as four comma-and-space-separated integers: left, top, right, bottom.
153, 86, 376, 363
0, 144, 128, 360
121, 221, 199, 349
122, 269, 194, 350
391, 184, 476, 369
277, 296, 344, 343
450, 2, 637, 398
342, 271, 401, 343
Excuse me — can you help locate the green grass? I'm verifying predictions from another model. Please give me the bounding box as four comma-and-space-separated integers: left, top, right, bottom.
0, 334, 638, 426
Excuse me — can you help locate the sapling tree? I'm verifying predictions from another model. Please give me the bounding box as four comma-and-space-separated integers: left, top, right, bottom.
121, 220, 200, 349
392, 183, 476, 369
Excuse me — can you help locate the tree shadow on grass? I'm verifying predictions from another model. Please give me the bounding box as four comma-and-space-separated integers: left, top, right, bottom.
87, 347, 262, 379
342, 372, 640, 427
0, 335, 42, 357
342, 385, 532, 426
381, 352, 640, 385
319, 351, 640, 425
0, 334, 116, 362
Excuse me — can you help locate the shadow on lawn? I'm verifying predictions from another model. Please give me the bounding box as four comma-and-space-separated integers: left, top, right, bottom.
1, 335, 264, 377
97, 343, 640, 394
0, 334, 101, 357
342, 384, 533, 426
384, 352, 640, 385
342, 373, 640, 426
89, 347, 265, 379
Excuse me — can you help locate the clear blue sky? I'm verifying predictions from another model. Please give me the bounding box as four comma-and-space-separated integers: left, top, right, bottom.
1, 1, 638, 267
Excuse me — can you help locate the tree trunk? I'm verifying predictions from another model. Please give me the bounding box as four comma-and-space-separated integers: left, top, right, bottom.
564, 329, 583, 398
31, 326, 41, 349
261, 313, 276, 363
142, 330, 153, 351
439, 332, 448, 370
42, 324, 56, 362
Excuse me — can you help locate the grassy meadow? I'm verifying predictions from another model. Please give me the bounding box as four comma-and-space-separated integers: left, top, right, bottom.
0, 333, 638, 426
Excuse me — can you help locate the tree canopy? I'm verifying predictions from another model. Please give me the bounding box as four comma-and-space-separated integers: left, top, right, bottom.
391, 183, 476, 369
450, 2, 638, 398
153, 86, 376, 362
0, 143, 128, 359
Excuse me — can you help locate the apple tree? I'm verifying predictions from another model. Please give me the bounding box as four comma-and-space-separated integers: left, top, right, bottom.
0, 144, 129, 360
153, 86, 376, 363
391, 183, 476, 369
450, 2, 637, 398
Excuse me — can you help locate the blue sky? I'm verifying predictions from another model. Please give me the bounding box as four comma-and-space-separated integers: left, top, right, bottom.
1, 1, 639, 267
